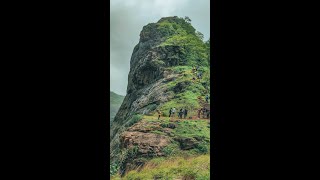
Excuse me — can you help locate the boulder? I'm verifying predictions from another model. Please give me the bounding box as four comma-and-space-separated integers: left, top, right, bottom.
174, 137, 199, 150
120, 131, 170, 157
168, 123, 176, 129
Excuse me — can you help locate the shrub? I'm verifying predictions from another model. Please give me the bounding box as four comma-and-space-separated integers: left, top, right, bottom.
128, 146, 139, 158
162, 144, 178, 156
146, 104, 157, 112
110, 162, 120, 176
125, 114, 143, 127
181, 169, 197, 180
195, 143, 210, 154
162, 111, 169, 117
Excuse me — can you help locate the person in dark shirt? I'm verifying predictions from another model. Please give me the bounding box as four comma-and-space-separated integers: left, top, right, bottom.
183, 108, 188, 119
205, 94, 209, 103
169, 108, 172, 117
178, 109, 184, 119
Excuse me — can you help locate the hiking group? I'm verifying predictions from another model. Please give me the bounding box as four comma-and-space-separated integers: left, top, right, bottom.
192, 65, 203, 80
198, 107, 210, 119
167, 107, 210, 120
155, 65, 210, 121
168, 107, 188, 119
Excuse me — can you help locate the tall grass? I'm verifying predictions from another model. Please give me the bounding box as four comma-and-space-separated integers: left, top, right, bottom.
111, 154, 210, 180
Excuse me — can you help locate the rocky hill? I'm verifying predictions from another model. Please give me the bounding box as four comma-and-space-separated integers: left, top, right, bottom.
110, 91, 125, 126
110, 16, 210, 179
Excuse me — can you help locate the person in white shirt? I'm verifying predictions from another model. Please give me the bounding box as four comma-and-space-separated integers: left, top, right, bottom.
171, 107, 176, 117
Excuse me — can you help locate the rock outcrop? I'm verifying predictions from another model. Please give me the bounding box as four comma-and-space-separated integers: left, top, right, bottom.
120, 131, 170, 156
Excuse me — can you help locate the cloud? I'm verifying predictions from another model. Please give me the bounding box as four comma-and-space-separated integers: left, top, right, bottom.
110, 0, 210, 95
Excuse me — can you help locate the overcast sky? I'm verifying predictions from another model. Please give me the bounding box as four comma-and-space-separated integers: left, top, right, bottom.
110, 0, 210, 96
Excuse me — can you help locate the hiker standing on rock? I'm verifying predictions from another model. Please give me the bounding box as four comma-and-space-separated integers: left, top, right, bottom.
197, 109, 201, 119
178, 109, 183, 119
184, 108, 188, 119
157, 109, 162, 120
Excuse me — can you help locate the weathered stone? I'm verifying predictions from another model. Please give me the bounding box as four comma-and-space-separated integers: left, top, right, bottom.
174, 137, 199, 150
168, 123, 176, 129
127, 121, 162, 133
120, 131, 170, 156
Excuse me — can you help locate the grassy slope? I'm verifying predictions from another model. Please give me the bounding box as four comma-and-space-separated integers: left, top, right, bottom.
159, 66, 210, 117
110, 91, 125, 124
112, 154, 210, 180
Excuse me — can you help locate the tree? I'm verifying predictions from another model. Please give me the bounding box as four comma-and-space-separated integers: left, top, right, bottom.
184, 16, 191, 23
205, 38, 210, 46
206, 38, 210, 66
196, 31, 204, 41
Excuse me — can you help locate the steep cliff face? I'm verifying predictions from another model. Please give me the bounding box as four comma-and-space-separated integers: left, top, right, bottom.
110, 16, 210, 178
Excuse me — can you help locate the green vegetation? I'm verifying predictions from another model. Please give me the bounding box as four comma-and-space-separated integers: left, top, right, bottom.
160, 65, 210, 117
162, 143, 180, 156
124, 114, 143, 127
173, 120, 210, 140
160, 93, 200, 117
110, 162, 120, 176
153, 16, 210, 116
110, 91, 125, 126
171, 65, 192, 74
144, 103, 158, 115
111, 154, 210, 180
195, 143, 210, 153
158, 16, 196, 35
110, 146, 141, 176
150, 130, 166, 135
156, 16, 209, 67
